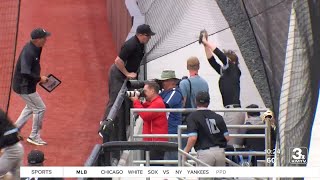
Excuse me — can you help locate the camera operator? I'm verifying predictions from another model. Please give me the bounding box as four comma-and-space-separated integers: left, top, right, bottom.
0, 109, 24, 180
157, 70, 183, 162
129, 81, 168, 162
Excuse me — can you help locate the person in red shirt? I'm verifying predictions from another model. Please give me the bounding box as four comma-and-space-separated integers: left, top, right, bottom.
130, 81, 168, 162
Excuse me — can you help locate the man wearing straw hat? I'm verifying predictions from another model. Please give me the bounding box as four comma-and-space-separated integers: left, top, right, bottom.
157, 70, 183, 162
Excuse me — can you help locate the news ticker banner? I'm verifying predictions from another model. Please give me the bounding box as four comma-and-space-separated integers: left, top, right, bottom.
21, 167, 320, 178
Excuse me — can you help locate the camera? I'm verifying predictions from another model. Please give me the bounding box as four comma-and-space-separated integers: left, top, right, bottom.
126, 80, 148, 89
126, 89, 145, 97
127, 79, 163, 90
126, 80, 147, 98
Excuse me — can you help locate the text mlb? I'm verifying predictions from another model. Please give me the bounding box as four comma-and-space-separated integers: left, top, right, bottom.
75, 169, 227, 175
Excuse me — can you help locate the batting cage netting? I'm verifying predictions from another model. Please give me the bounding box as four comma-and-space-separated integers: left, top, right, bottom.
278, 0, 320, 171
0, 0, 20, 112
136, 0, 319, 173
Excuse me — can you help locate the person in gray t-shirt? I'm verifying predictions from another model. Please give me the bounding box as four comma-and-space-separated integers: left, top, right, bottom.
179, 56, 209, 109
179, 56, 209, 148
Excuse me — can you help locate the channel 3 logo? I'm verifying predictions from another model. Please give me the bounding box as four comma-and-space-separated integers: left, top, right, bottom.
289, 147, 308, 164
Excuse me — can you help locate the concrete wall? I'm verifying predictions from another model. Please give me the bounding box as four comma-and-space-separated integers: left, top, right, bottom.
106, 0, 132, 53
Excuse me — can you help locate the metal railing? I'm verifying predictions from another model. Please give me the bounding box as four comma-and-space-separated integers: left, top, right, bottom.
129, 108, 274, 168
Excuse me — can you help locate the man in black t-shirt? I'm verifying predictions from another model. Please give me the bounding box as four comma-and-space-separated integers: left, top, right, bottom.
200, 31, 245, 147
104, 24, 155, 163
13, 28, 51, 146
184, 91, 230, 167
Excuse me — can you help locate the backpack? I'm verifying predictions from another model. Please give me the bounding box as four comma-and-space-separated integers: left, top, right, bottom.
178, 76, 192, 124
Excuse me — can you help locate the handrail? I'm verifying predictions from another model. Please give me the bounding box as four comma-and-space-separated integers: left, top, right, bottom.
131, 107, 269, 112
129, 107, 273, 168
133, 133, 265, 138
178, 149, 210, 166
101, 141, 178, 152
177, 124, 272, 167
99, 79, 128, 139
130, 108, 269, 146
84, 144, 101, 166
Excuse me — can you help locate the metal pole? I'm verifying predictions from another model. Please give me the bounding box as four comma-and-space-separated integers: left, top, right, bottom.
145, 151, 150, 166
106, 79, 128, 121
132, 108, 269, 113
145, 151, 150, 180
130, 109, 134, 141
265, 117, 272, 166
99, 79, 128, 137
129, 109, 133, 166
133, 133, 265, 138
178, 125, 182, 166
178, 149, 210, 166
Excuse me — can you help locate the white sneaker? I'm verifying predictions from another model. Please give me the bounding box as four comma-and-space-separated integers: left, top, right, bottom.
27, 137, 47, 146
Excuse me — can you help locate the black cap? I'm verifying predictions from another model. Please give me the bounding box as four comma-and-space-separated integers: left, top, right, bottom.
246, 104, 260, 116
31, 28, 51, 39
196, 91, 210, 104
246, 104, 259, 109
136, 24, 155, 36
28, 149, 45, 165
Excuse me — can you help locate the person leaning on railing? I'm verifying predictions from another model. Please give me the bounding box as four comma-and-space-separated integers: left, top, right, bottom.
129, 81, 168, 163
184, 91, 230, 169
104, 24, 156, 164
104, 24, 156, 143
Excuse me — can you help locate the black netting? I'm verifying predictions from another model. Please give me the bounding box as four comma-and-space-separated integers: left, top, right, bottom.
277, 0, 320, 172
0, 0, 20, 112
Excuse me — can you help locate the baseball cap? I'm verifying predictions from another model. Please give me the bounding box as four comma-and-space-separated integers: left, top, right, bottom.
246, 104, 261, 117
136, 24, 155, 36
196, 91, 210, 104
31, 28, 51, 39
28, 149, 45, 165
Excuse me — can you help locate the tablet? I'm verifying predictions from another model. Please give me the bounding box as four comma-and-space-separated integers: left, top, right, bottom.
39, 74, 61, 92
